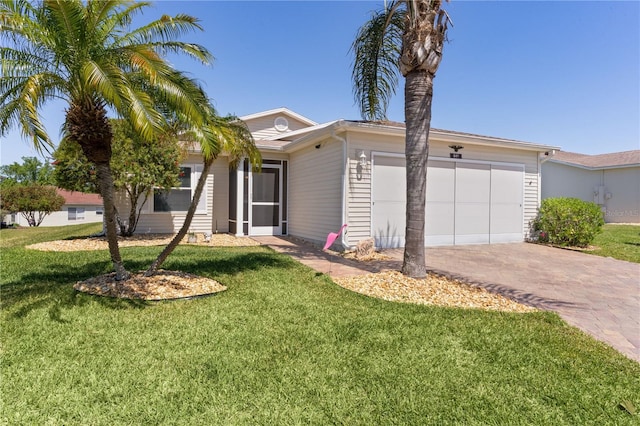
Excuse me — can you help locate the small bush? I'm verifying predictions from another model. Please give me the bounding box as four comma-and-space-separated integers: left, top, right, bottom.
533, 197, 605, 247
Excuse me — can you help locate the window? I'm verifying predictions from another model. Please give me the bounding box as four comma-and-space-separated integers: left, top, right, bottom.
68, 207, 85, 221
96, 207, 103, 215
152, 165, 206, 213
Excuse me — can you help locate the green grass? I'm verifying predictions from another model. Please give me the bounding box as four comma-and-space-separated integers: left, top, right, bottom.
589, 224, 640, 263
1, 225, 639, 425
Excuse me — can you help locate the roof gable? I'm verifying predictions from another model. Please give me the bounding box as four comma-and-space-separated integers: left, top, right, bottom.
240, 108, 317, 140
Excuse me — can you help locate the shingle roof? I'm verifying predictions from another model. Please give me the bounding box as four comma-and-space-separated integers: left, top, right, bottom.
56, 189, 103, 206
551, 150, 640, 168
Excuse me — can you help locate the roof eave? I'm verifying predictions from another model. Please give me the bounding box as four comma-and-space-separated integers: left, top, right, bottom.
547, 159, 640, 170
429, 129, 559, 152
283, 121, 559, 153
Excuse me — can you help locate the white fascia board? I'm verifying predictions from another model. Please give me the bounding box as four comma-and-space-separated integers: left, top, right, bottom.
429, 129, 560, 153
264, 120, 340, 141
283, 121, 349, 153
239, 108, 318, 126
282, 120, 560, 154
254, 144, 286, 153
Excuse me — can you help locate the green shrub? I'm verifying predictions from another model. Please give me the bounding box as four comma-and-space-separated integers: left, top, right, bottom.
533, 197, 605, 247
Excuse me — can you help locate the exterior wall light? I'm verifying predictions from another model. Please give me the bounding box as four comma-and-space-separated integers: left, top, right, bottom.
359, 150, 367, 167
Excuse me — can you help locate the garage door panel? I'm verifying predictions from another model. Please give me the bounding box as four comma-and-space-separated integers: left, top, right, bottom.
425, 160, 455, 245
456, 163, 491, 203
455, 205, 490, 244
372, 155, 524, 248
455, 163, 490, 244
372, 155, 406, 248
426, 160, 455, 202
425, 203, 454, 245
490, 165, 523, 243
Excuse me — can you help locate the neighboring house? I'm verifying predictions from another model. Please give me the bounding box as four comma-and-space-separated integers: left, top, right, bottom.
117, 108, 559, 248
11, 188, 104, 227
541, 150, 640, 224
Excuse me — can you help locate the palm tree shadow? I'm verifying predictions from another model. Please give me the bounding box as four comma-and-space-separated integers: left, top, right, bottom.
1, 249, 292, 319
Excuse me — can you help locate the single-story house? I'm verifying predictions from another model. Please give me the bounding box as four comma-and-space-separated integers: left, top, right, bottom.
541, 150, 640, 223
10, 188, 104, 227
119, 108, 559, 248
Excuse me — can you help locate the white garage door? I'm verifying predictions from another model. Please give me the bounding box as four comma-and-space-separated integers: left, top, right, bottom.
371, 155, 406, 248
372, 155, 524, 248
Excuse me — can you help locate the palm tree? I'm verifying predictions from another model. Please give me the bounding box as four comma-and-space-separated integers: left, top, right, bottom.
351, 0, 450, 278
145, 110, 261, 275
0, 0, 212, 280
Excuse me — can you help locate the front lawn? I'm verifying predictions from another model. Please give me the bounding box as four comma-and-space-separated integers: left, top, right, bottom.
1, 225, 638, 425
590, 224, 640, 263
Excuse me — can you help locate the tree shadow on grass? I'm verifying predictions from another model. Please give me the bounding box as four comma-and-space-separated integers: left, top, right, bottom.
1, 248, 293, 320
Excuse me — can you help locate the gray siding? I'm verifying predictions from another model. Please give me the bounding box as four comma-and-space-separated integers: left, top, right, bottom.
542, 162, 640, 223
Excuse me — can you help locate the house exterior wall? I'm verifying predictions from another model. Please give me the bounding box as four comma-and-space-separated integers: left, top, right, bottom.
13, 205, 104, 227
603, 167, 640, 223
541, 162, 603, 201
116, 154, 227, 234
288, 138, 343, 245
345, 131, 541, 246
542, 162, 640, 223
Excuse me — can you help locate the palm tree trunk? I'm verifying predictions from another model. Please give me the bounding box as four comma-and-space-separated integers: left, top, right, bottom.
401, 69, 432, 278
95, 162, 130, 280
145, 158, 213, 275
66, 97, 129, 280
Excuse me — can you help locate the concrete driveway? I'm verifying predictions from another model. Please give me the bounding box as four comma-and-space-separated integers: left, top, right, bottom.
397, 243, 640, 362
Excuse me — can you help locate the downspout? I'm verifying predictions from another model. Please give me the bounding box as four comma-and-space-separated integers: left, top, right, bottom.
330, 127, 352, 250
535, 149, 557, 239
538, 149, 556, 202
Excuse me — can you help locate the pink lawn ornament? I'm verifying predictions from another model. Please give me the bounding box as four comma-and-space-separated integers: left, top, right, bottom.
323, 224, 347, 250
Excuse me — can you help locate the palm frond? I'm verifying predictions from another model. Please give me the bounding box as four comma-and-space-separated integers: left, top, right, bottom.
45, 0, 86, 62
122, 13, 205, 45
350, 2, 405, 120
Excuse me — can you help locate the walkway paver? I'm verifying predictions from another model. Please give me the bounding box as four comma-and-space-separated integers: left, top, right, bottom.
253, 236, 640, 362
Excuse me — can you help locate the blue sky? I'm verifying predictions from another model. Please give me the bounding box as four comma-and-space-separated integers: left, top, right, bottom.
2, 0, 638, 166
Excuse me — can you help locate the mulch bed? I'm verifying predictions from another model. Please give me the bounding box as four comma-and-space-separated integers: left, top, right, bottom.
34, 233, 536, 311
74, 270, 226, 301
333, 271, 536, 313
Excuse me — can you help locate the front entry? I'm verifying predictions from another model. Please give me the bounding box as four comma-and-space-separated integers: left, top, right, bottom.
250, 164, 282, 235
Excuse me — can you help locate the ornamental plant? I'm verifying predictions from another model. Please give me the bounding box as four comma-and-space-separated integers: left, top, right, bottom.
533, 197, 605, 247
0, 185, 65, 227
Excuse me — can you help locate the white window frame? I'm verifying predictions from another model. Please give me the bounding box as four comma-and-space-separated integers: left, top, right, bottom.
68, 207, 85, 221
147, 163, 207, 214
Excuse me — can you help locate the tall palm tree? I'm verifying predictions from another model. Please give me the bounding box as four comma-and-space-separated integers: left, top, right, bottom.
0, 0, 212, 280
145, 110, 261, 275
352, 0, 450, 278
